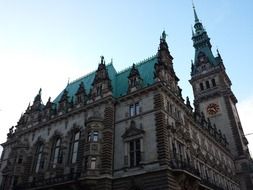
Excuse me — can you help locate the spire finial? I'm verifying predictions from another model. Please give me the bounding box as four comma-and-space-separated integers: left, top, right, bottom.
161, 30, 167, 41
100, 55, 105, 64
67, 77, 70, 86
192, 0, 199, 23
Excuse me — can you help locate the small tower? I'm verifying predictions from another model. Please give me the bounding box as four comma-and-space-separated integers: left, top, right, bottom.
154, 31, 180, 96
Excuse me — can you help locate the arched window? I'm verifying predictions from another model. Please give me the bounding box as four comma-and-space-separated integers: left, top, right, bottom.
70, 131, 80, 164
200, 83, 204, 91
212, 78, 216, 87
206, 81, 210, 89
34, 144, 44, 173
52, 138, 61, 168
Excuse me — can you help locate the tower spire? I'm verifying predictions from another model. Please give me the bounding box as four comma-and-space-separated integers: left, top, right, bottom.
192, 1, 199, 23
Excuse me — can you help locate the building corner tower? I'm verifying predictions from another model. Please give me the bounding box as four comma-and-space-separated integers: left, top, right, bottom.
189, 4, 253, 190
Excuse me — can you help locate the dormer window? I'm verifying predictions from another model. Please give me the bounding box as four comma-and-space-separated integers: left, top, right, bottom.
77, 95, 82, 104
128, 64, 143, 92
96, 85, 102, 96
130, 78, 137, 87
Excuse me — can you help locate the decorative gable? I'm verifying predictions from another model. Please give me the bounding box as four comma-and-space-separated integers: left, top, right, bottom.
122, 120, 144, 139
75, 81, 88, 104
58, 89, 69, 112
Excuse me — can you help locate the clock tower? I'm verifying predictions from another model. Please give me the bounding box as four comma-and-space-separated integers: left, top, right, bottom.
189, 4, 249, 158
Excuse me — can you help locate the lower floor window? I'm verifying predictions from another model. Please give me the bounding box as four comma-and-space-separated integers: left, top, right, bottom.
90, 157, 96, 169
129, 139, 141, 167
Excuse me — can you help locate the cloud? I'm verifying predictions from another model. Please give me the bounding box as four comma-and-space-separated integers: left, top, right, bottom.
237, 96, 253, 155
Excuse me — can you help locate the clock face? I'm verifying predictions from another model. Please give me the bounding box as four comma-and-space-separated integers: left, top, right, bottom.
206, 103, 220, 115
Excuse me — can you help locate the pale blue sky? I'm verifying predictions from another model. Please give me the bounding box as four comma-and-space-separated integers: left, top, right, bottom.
0, 0, 253, 152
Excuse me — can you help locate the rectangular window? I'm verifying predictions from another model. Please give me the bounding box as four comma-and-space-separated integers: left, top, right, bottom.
70, 132, 80, 164
135, 102, 140, 115
88, 132, 92, 142
18, 156, 23, 164
129, 104, 135, 117
91, 157, 96, 169
93, 131, 99, 142
129, 139, 141, 167
129, 102, 140, 117
71, 142, 78, 164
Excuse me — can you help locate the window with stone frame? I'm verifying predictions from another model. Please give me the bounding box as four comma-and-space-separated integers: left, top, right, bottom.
129, 138, 141, 167
34, 143, 44, 173
212, 78, 216, 87
69, 131, 80, 164
122, 120, 144, 168
17, 155, 23, 164
51, 137, 62, 168
96, 84, 102, 96
200, 82, 204, 91
90, 157, 96, 169
77, 95, 82, 104
87, 131, 99, 142
129, 102, 140, 117
206, 80, 210, 89
172, 140, 186, 165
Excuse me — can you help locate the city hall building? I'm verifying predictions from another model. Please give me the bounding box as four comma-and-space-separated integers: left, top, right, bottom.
0, 6, 252, 190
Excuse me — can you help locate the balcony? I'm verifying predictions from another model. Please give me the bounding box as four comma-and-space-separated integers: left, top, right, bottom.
170, 158, 200, 179
14, 173, 80, 190
200, 179, 225, 190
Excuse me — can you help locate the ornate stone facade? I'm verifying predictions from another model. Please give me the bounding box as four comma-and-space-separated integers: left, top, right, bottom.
0, 6, 252, 190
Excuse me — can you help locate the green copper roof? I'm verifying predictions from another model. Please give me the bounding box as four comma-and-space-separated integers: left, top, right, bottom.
115, 56, 156, 97
54, 56, 157, 103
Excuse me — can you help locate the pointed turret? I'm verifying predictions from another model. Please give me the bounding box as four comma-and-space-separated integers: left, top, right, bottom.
58, 89, 69, 112
31, 88, 43, 111
44, 97, 56, 118
154, 31, 181, 96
